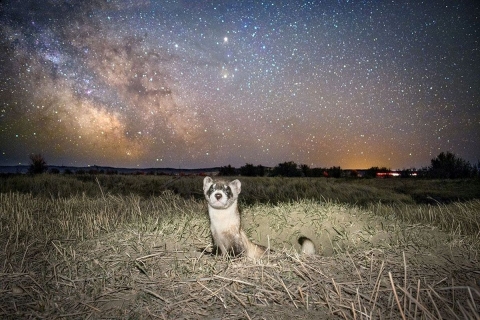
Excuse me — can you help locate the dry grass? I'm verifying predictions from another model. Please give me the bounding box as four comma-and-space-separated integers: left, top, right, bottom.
6, 175, 480, 206
1, 188, 479, 319
370, 199, 480, 238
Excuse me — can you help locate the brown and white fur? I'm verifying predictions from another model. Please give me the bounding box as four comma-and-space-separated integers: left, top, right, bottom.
203, 176, 316, 259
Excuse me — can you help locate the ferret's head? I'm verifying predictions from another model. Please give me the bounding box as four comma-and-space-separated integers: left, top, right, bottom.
203, 176, 241, 209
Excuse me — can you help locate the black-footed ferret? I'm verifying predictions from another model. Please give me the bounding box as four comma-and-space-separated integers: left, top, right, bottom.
203, 176, 316, 259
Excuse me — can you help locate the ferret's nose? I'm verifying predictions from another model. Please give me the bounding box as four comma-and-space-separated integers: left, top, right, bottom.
215, 193, 222, 200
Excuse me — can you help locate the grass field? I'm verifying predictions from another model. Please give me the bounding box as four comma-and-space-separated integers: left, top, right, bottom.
1, 174, 479, 319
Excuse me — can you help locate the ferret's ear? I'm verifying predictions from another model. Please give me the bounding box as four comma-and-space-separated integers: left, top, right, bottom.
229, 179, 241, 195
203, 176, 213, 192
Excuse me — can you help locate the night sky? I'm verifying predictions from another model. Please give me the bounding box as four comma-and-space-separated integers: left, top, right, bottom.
1, 1, 479, 169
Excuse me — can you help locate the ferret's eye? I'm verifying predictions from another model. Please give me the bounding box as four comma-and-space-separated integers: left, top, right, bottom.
208, 185, 215, 195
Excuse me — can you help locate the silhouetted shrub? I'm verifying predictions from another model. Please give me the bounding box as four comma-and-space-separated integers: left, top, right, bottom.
219, 165, 237, 176
271, 161, 301, 177
28, 154, 48, 175
428, 151, 473, 179
239, 163, 266, 176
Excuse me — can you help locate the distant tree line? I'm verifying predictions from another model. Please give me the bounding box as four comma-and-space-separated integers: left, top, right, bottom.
219, 161, 344, 178
26, 151, 479, 179
219, 152, 479, 179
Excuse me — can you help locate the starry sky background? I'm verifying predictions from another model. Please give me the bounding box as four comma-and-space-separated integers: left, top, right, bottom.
1, 0, 479, 169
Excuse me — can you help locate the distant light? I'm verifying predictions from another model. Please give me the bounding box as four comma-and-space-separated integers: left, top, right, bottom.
377, 172, 400, 177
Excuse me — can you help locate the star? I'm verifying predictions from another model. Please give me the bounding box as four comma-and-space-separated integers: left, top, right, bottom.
0, 0, 478, 169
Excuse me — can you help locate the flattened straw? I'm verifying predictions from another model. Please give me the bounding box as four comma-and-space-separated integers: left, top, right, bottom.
20, 241, 33, 270
437, 286, 480, 303
193, 245, 214, 270
51, 240, 63, 256
466, 298, 480, 320
434, 277, 448, 286
286, 252, 326, 277
332, 278, 342, 301
428, 284, 460, 318
334, 304, 351, 320
426, 286, 441, 319
351, 302, 357, 320
388, 271, 406, 320
213, 274, 256, 287
468, 286, 478, 313
297, 286, 307, 309
243, 308, 252, 320
339, 286, 376, 304
347, 251, 363, 285
262, 264, 264, 283
369, 251, 374, 284
414, 279, 420, 320
306, 289, 309, 310
323, 285, 333, 313
196, 279, 226, 308
267, 235, 271, 264
408, 287, 413, 317
362, 306, 370, 320
456, 300, 469, 320
356, 287, 362, 320
451, 278, 456, 310
289, 255, 313, 281
80, 301, 101, 312
293, 266, 309, 281
135, 260, 151, 280
183, 277, 214, 282
135, 252, 165, 260
277, 275, 298, 308
59, 312, 90, 318
403, 251, 407, 313
369, 260, 384, 318
28, 274, 48, 294
396, 285, 435, 319
142, 288, 171, 304
224, 287, 246, 308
